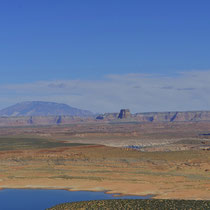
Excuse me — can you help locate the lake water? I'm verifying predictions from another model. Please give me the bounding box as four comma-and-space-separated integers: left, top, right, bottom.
0, 189, 151, 210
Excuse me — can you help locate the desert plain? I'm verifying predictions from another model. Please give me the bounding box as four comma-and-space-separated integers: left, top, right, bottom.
0, 121, 209, 200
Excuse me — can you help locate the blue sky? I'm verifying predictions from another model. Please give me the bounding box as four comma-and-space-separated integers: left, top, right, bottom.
0, 1, 210, 112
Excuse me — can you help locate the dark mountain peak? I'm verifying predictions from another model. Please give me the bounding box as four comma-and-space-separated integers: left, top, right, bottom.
0, 101, 93, 117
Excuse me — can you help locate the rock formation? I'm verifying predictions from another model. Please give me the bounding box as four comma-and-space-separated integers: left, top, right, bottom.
1, 109, 210, 127
118, 109, 131, 119
96, 110, 210, 123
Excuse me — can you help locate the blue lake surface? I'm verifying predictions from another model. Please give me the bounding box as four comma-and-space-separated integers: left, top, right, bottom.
0, 189, 151, 210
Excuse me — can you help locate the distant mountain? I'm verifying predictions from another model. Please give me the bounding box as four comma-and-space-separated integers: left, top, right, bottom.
0, 101, 93, 117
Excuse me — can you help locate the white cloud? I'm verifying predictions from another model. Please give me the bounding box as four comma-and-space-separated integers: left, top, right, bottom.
1, 70, 210, 113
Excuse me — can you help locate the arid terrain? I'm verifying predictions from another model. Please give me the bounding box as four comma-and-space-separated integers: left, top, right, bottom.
0, 121, 209, 200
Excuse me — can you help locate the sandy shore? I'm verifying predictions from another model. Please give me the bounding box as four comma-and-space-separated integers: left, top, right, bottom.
1, 173, 210, 200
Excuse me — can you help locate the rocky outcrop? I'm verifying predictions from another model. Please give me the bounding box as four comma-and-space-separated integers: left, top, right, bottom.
118, 109, 131, 119
96, 113, 119, 121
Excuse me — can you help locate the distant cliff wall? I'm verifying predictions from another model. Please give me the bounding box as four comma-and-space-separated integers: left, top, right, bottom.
133, 111, 210, 122
1, 111, 210, 127
97, 111, 210, 123
0, 116, 95, 127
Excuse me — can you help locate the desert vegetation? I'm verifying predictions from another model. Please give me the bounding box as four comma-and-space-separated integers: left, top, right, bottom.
47, 199, 210, 210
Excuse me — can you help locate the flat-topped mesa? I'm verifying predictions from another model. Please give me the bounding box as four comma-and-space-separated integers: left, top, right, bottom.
118, 109, 131, 119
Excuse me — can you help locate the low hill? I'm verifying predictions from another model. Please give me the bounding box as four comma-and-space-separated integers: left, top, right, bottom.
47, 199, 210, 210
0, 101, 93, 117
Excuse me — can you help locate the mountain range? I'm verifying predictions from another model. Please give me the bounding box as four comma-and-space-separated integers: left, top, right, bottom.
1, 101, 210, 127
0, 101, 93, 117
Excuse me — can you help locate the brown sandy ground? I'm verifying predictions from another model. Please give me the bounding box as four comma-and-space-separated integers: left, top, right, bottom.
1, 121, 210, 148
0, 122, 210, 200
0, 143, 209, 200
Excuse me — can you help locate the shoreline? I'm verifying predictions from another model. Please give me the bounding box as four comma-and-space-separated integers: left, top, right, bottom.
0, 136, 209, 201
0, 186, 153, 199
0, 185, 209, 201
1, 186, 210, 202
